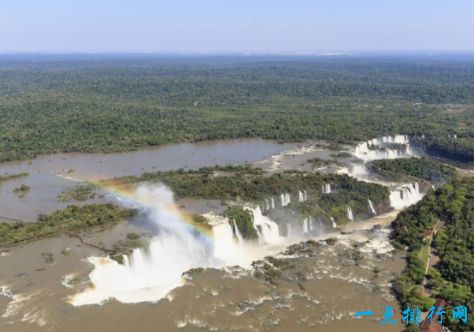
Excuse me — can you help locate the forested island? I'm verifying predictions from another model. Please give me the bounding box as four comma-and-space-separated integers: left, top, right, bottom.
104, 165, 390, 224
0, 204, 136, 247
368, 157, 457, 183
0, 55, 473, 165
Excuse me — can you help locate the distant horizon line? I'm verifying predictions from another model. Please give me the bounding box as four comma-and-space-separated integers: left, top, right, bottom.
1, 50, 474, 57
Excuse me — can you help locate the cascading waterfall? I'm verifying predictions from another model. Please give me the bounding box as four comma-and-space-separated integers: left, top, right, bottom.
353, 135, 414, 162
71, 134, 428, 307
346, 206, 354, 221
212, 216, 248, 265
368, 199, 377, 215
72, 185, 218, 305
298, 191, 304, 202
322, 184, 332, 194
72, 187, 290, 306
389, 183, 424, 210
297, 190, 308, 202
247, 206, 282, 244
280, 193, 291, 207
232, 220, 244, 244
349, 164, 369, 179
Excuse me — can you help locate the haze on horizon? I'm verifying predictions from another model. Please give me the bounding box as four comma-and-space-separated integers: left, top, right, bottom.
1, 0, 474, 54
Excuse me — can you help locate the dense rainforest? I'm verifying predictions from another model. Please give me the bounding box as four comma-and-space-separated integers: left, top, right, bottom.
0, 55, 473, 164
391, 178, 474, 331
368, 157, 457, 183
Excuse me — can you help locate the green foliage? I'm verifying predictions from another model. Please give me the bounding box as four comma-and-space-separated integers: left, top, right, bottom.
391, 178, 474, 331
109, 232, 146, 259
417, 137, 474, 164
12, 184, 30, 197
0, 57, 473, 164
57, 184, 98, 202
369, 157, 457, 183
0, 173, 28, 182
224, 206, 257, 240
106, 166, 390, 222
191, 214, 212, 232
0, 204, 135, 247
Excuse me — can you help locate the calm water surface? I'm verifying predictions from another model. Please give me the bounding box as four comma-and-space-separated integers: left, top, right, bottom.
0, 139, 296, 221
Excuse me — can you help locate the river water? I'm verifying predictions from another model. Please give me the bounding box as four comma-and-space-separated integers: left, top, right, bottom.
0, 137, 411, 331
0, 139, 296, 221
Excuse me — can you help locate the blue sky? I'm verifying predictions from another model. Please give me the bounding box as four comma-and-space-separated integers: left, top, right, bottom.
1, 0, 473, 53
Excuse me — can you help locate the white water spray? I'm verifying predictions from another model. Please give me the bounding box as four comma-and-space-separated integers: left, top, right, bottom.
232, 220, 244, 244
346, 206, 354, 221
368, 199, 377, 215
248, 206, 283, 245
353, 135, 414, 162
280, 193, 291, 207
322, 184, 332, 194
389, 183, 424, 210
71, 185, 219, 305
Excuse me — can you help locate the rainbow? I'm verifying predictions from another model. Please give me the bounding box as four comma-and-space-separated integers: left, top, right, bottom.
59, 174, 214, 239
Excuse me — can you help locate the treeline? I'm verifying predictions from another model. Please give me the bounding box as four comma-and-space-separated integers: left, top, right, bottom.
105, 165, 389, 223
0, 204, 136, 247
0, 172, 28, 182
368, 157, 457, 183
418, 137, 474, 165
0, 56, 473, 164
391, 178, 474, 331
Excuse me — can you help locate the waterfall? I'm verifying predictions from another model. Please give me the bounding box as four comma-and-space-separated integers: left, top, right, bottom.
331, 217, 337, 229
297, 190, 307, 202
322, 184, 331, 194
349, 164, 369, 179
302, 218, 309, 233
265, 199, 270, 211
248, 206, 282, 245
71, 185, 255, 306
280, 193, 291, 207
232, 220, 244, 244
346, 206, 354, 221
298, 191, 304, 202
352, 135, 414, 162
389, 182, 424, 210
271, 198, 275, 209
368, 199, 376, 215
212, 218, 246, 264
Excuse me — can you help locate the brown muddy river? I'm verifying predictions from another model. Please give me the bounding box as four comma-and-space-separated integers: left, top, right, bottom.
1, 138, 409, 332
0, 213, 404, 332
0, 139, 296, 221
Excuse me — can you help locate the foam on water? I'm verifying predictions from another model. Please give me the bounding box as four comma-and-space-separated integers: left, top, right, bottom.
389, 182, 424, 209
71, 187, 288, 305
71, 185, 219, 305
